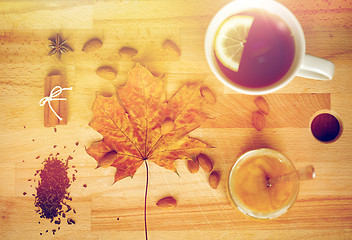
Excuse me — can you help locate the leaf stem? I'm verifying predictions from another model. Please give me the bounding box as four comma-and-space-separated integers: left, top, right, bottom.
144, 160, 149, 240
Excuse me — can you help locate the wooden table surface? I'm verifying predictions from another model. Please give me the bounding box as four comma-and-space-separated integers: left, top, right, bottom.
1, 0, 352, 239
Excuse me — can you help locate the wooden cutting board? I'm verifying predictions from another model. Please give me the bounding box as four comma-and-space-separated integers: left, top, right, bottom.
1, 0, 352, 239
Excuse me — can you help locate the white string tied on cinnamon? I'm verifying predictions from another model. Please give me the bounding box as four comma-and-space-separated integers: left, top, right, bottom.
39, 85, 72, 121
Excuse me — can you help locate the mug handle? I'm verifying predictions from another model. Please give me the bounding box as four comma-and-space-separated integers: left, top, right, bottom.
296, 54, 335, 80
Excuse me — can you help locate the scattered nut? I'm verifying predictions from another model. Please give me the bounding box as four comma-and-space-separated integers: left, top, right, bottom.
254, 96, 269, 115
187, 158, 199, 173
156, 196, 177, 209
162, 39, 181, 56
200, 86, 216, 104
252, 111, 265, 131
160, 118, 175, 135
96, 66, 117, 80
209, 171, 220, 189
82, 38, 103, 52
197, 153, 213, 173
119, 47, 138, 57
97, 151, 117, 168
151, 71, 165, 78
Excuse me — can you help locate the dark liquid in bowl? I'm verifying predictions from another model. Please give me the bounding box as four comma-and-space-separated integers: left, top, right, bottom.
311, 113, 341, 142
216, 10, 295, 88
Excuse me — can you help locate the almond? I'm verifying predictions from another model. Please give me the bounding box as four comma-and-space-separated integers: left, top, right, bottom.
151, 71, 164, 78
156, 196, 177, 209
200, 86, 216, 104
160, 118, 175, 135
96, 66, 117, 80
162, 39, 181, 56
252, 111, 265, 131
97, 151, 117, 168
82, 38, 103, 52
119, 46, 138, 58
197, 153, 213, 173
254, 96, 269, 115
187, 158, 199, 173
209, 171, 220, 189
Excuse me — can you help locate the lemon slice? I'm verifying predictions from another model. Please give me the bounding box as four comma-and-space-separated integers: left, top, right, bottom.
214, 15, 254, 72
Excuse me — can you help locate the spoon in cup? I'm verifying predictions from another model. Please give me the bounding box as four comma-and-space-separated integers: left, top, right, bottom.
266, 165, 315, 187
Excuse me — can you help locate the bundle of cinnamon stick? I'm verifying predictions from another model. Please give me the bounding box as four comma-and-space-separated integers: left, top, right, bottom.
44, 75, 68, 127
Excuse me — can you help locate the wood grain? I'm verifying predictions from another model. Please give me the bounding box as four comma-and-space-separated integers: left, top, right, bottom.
204, 93, 331, 128
1, 0, 352, 239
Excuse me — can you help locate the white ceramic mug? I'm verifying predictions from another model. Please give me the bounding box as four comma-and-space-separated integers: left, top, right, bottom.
205, 0, 335, 95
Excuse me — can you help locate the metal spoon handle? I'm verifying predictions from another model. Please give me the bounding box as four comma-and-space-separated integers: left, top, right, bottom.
267, 165, 315, 187
297, 165, 315, 181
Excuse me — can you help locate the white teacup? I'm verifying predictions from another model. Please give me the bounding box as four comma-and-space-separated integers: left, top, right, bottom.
205, 0, 335, 95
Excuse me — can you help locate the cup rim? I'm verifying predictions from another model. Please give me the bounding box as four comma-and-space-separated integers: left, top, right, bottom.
227, 148, 300, 219
205, 0, 306, 95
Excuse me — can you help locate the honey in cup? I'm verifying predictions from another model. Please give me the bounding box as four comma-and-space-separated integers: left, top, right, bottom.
214, 9, 295, 89
228, 149, 299, 219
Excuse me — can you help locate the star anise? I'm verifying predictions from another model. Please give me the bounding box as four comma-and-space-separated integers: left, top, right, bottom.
48, 34, 73, 59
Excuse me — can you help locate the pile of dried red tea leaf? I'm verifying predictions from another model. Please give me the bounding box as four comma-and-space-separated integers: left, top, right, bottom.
34, 156, 76, 235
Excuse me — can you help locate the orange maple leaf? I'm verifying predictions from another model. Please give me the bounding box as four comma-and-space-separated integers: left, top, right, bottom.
86, 63, 213, 183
